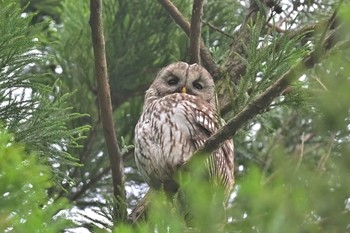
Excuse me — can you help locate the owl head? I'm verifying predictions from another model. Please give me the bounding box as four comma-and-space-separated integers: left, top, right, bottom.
145, 62, 215, 107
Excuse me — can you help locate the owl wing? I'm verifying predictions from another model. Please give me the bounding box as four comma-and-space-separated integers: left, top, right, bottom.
180, 95, 235, 192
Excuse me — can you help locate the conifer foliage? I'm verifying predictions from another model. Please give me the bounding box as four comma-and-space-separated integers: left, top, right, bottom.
0, 1, 87, 231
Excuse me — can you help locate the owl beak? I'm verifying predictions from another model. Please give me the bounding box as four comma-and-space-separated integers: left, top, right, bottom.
181, 86, 187, 93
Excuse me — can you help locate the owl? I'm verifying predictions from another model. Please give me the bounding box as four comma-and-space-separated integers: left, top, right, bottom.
134, 62, 234, 197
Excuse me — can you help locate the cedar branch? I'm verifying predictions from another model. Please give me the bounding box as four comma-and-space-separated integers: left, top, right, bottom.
55, 122, 99, 200
89, 0, 127, 221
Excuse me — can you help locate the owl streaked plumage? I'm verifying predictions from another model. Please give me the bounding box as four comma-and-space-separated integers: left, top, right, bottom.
134, 62, 234, 196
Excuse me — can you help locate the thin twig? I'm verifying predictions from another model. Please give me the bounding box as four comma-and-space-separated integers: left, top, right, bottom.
317, 134, 336, 172
69, 166, 111, 201
296, 132, 305, 170
89, 0, 127, 221
203, 20, 235, 39
312, 74, 329, 91
128, 189, 153, 224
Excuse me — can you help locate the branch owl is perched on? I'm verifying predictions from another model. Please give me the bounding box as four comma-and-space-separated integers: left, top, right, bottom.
134, 62, 234, 197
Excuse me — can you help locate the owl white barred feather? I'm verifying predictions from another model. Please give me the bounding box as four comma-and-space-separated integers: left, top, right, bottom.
134, 62, 234, 196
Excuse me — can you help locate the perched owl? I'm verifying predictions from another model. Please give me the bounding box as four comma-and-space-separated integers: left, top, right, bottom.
134, 62, 234, 197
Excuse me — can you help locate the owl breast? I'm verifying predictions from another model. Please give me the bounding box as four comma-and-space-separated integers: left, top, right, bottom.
134, 93, 200, 190
135, 92, 234, 195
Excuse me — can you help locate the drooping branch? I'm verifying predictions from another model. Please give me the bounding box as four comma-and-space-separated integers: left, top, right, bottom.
189, 0, 204, 64
89, 0, 127, 221
157, 0, 218, 76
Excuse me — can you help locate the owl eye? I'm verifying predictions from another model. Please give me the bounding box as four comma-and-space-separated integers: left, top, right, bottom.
167, 76, 179, 86
193, 81, 203, 90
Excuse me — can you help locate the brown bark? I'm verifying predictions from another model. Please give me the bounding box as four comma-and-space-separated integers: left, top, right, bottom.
89, 0, 127, 222
189, 0, 204, 64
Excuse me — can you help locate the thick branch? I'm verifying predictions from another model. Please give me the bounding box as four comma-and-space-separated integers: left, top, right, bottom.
198, 25, 342, 155
158, 0, 190, 34
157, 0, 218, 76
189, 0, 204, 64
89, 0, 127, 221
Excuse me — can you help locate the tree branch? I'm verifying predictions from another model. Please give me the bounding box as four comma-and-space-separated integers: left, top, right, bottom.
198, 24, 343, 155
69, 166, 111, 201
157, 0, 218, 76
189, 0, 204, 64
220, 23, 317, 116
203, 20, 235, 39
89, 0, 127, 221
